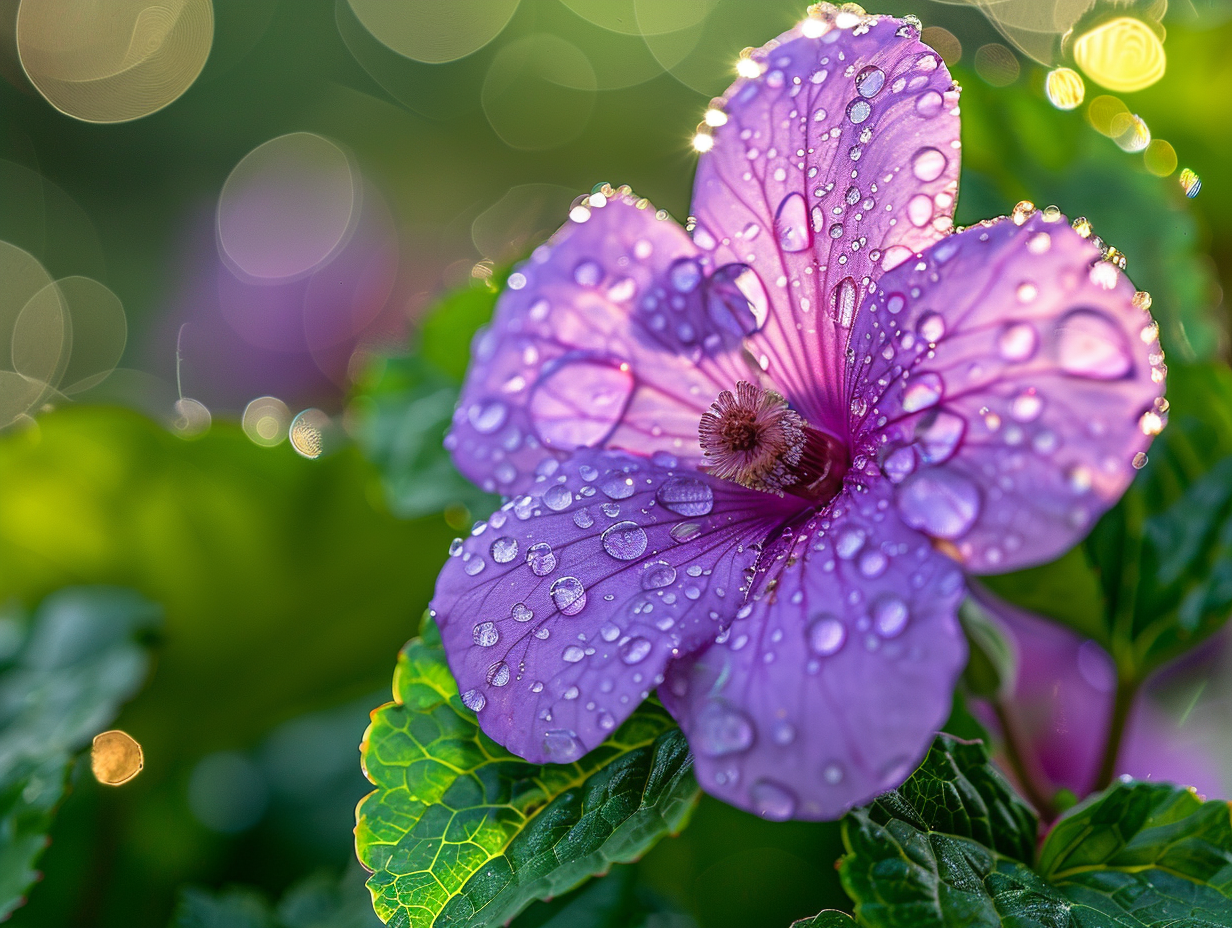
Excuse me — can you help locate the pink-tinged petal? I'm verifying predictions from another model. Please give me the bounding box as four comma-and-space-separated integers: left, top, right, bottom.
848, 213, 1166, 573
432, 448, 798, 764
661, 480, 966, 820
447, 192, 760, 495
690, 11, 960, 433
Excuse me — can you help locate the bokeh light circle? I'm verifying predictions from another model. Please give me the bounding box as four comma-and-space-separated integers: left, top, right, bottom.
218, 133, 360, 283
173, 397, 211, 437
346, 0, 519, 64
472, 184, 574, 263
1144, 139, 1177, 177
290, 408, 333, 459
1073, 16, 1166, 93
481, 35, 596, 151
921, 26, 962, 64
1111, 111, 1150, 153
974, 43, 1020, 86
92, 730, 143, 786
242, 395, 290, 447
16, 0, 214, 123
1045, 67, 1085, 110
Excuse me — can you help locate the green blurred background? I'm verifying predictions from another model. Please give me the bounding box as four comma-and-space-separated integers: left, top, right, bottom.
0, 1, 1228, 925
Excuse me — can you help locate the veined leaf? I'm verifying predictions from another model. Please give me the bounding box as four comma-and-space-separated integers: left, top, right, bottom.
840, 734, 1232, 927
354, 620, 699, 928
0, 587, 159, 919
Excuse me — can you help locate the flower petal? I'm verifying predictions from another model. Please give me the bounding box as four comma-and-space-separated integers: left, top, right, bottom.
448, 192, 760, 495
848, 212, 1166, 573
432, 448, 797, 764
691, 11, 960, 432
661, 480, 966, 820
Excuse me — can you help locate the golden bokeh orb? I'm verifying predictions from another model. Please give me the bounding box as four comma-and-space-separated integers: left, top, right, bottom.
1045, 67, 1085, 110
1073, 17, 1166, 93
91, 730, 143, 786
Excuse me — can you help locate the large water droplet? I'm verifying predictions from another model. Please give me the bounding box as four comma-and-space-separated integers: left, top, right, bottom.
696, 702, 755, 756
543, 484, 573, 511
775, 192, 812, 253
807, 615, 846, 656
468, 400, 508, 434
901, 372, 944, 412
530, 359, 635, 450
915, 89, 943, 117
641, 561, 677, 589
1055, 309, 1132, 380
911, 147, 947, 182
563, 645, 585, 663
831, 277, 857, 327
473, 621, 499, 647
915, 410, 966, 464
656, 476, 715, 516
872, 595, 909, 637
601, 473, 636, 499
705, 264, 769, 336
602, 521, 648, 560
998, 322, 1038, 362
855, 66, 885, 97
486, 661, 511, 686
669, 257, 702, 294
621, 636, 652, 664
491, 536, 519, 564
671, 522, 702, 542
527, 543, 557, 576
917, 311, 946, 343
511, 602, 533, 622
461, 689, 486, 712
896, 468, 981, 539
543, 729, 582, 762
550, 576, 588, 615
749, 779, 797, 821
573, 260, 602, 287
846, 98, 871, 124
907, 193, 933, 228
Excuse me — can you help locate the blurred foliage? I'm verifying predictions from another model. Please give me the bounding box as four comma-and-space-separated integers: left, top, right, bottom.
0, 588, 158, 919
355, 620, 698, 928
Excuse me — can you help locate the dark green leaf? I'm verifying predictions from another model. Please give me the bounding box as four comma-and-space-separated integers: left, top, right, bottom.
957, 599, 1018, 700
508, 864, 695, 928
841, 735, 1232, 927
417, 281, 501, 382
789, 912, 857, 927
170, 865, 384, 928
355, 621, 699, 928
0, 587, 160, 919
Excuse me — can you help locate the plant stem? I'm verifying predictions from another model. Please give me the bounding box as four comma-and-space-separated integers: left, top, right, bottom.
1093, 676, 1139, 792
992, 698, 1056, 821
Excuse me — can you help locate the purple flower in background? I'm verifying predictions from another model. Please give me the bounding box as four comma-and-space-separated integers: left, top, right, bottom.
430, 6, 1166, 820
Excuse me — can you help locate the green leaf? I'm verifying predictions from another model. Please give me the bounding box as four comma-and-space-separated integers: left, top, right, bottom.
789, 912, 858, 927
355, 620, 699, 928
840, 735, 1232, 927
170, 864, 384, 928
986, 362, 1232, 677
417, 280, 501, 382
0, 586, 159, 919
957, 599, 1018, 700
507, 864, 694, 928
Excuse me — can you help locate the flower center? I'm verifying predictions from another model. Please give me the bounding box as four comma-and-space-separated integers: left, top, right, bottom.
698, 381, 848, 503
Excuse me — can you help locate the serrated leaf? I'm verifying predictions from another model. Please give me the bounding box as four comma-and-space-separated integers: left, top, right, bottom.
986, 363, 1232, 677
0, 587, 159, 919
840, 735, 1232, 927
355, 621, 699, 928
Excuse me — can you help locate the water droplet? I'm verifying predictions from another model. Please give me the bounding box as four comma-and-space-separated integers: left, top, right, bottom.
461, 689, 486, 712
906, 194, 933, 227
573, 508, 594, 529
531, 359, 634, 450
656, 476, 715, 516
807, 615, 846, 656
1010, 389, 1043, 422
911, 147, 946, 182
473, 622, 499, 648
914, 89, 943, 117
749, 779, 796, 821
823, 763, 844, 785
696, 702, 755, 756
917, 311, 946, 343
543, 484, 573, 511
775, 193, 812, 253
511, 603, 533, 622
1056, 309, 1132, 379
901, 372, 944, 413
621, 636, 652, 664
915, 410, 966, 463
527, 543, 557, 576
831, 277, 857, 327
550, 576, 587, 615
487, 661, 511, 686
1132, 451, 1148, 469
872, 595, 909, 637
897, 468, 981, 539
998, 322, 1038, 362
705, 264, 769, 336
543, 729, 582, 762
835, 527, 865, 559
491, 537, 519, 564
597, 710, 616, 731
846, 98, 871, 124
563, 645, 585, 663
641, 561, 677, 589
465, 558, 486, 576
669, 257, 702, 293
859, 549, 887, 578
468, 400, 508, 434
603, 521, 648, 560
671, 522, 702, 542
573, 260, 602, 287
855, 66, 885, 97
600, 473, 634, 499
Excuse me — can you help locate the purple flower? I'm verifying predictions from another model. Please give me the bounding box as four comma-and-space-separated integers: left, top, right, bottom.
430, 7, 1166, 820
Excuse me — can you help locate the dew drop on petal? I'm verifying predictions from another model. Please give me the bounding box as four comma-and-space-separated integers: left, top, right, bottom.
621, 636, 652, 664
705, 264, 769, 336
998, 322, 1038, 362
550, 576, 587, 615
543, 484, 573, 511
486, 661, 511, 686
473, 621, 499, 647
641, 561, 677, 589
1010, 390, 1043, 422
807, 615, 846, 656
1056, 309, 1132, 380
573, 508, 594, 529
602, 521, 648, 560
563, 645, 585, 663
671, 521, 702, 542
601, 473, 636, 499
775, 192, 812, 253
468, 400, 508, 434
530, 359, 635, 450
830, 276, 857, 327
656, 476, 715, 516
917, 311, 946, 343
490, 536, 519, 564
461, 689, 486, 712
855, 65, 885, 97
872, 595, 909, 637
526, 542, 557, 576
511, 602, 533, 622
901, 372, 944, 412
846, 98, 871, 124
543, 729, 582, 762
669, 257, 703, 293
911, 147, 947, 182
907, 194, 933, 227
896, 469, 981, 539
696, 702, 755, 756
573, 260, 602, 287
749, 779, 797, 821
914, 89, 943, 117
